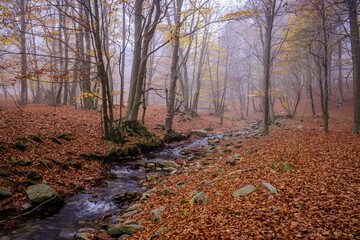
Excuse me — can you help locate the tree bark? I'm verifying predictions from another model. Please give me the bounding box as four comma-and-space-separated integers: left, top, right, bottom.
348, 0, 360, 133
19, 0, 28, 105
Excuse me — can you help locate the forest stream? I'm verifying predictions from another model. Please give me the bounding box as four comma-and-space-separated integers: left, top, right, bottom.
0, 129, 248, 240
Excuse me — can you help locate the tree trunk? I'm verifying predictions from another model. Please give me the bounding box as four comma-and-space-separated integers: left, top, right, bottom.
348, 0, 360, 133
19, 0, 28, 105
165, 0, 184, 133
338, 40, 344, 104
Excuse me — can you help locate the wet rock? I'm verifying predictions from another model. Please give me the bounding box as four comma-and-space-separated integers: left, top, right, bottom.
0, 170, 9, 177
150, 206, 165, 222
208, 138, 220, 146
261, 182, 278, 194
26, 170, 42, 181
26, 184, 56, 203
113, 191, 137, 207
147, 163, 155, 168
232, 185, 256, 197
281, 162, 293, 172
19, 158, 32, 166
176, 180, 186, 188
159, 160, 180, 168
0, 187, 12, 200
73, 232, 92, 240
107, 224, 142, 237
190, 129, 207, 137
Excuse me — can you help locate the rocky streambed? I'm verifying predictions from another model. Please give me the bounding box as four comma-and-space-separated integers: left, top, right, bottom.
0, 125, 259, 240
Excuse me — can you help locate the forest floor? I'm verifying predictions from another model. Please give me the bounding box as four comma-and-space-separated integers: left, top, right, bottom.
0, 100, 242, 225
0, 93, 359, 239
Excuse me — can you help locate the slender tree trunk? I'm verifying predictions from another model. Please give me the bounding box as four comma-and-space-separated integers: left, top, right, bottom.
83, 0, 93, 109
338, 40, 344, 104
119, 1, 126, 123
192, 25, 208, 113
19, 0, 28, 105
348, 0, 360, 133
55, 0, 64, 105
321, 0, 329, 132
261, 2, 275, 135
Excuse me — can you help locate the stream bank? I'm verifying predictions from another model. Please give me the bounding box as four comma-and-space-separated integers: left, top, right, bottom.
0, 124, 258, 240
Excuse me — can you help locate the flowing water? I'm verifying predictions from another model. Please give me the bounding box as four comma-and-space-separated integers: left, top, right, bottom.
1, 130, 248, 240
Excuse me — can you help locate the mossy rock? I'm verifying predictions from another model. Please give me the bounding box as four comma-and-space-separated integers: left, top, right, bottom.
10, 156, 18, 165
158, 189, 173, 195
19, 158, 32, 166
164, 130, 189, 143
122, 120, 151, 137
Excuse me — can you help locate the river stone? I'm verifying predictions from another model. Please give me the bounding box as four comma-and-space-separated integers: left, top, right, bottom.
159, 160, 180, 168
0, 187, 12, 200
113, 191, 137, 206
73, 232, 92, 240
107, 224, 142, 237
232, 185, 256, 198
261, 182, 278, 194
190, 129, 207, 137
281, 162, 293, 172
26, 184, 56, 203
223, 135, 230, 141
208, 138, 220, 145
